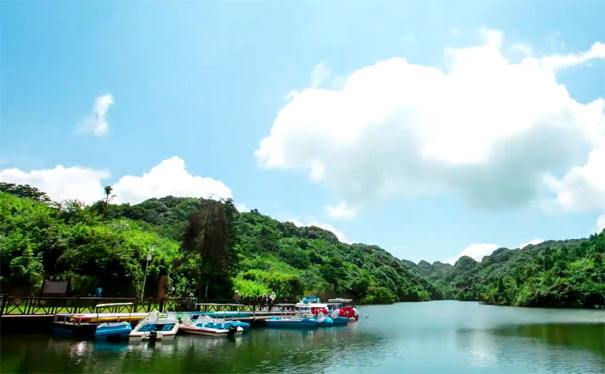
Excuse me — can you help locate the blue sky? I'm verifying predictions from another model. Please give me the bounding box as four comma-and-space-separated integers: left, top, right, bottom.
1, 1, 604, 263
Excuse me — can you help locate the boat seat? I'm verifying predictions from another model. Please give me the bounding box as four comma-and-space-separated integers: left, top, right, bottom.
140, 324, 157, 332
161, 324, 174, 331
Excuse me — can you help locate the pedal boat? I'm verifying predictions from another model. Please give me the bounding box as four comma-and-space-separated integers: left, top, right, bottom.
129, 311, 179, 341
179, 315, 244, 337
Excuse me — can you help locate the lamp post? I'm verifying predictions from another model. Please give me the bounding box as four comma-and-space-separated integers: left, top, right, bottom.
140, 245, 155, 302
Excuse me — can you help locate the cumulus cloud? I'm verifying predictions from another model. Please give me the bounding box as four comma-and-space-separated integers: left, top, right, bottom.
256, 30, 605, 211
446, 243, 499, 264
0, 165, 109, 203
325, 202, 357, 220
111, 157, 231, 204
597, 214, 605, 233
545, 147, 605, 211
518, 238, 545, 249
288, 218, 350, 243
78, 94, 114, 136
0, 156, 231, 205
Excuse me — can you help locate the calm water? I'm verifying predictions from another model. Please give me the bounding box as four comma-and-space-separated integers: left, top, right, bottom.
1, 301, 604, 373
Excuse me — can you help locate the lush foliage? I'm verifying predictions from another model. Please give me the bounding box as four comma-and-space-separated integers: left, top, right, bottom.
0, 191, 178, 296
2, 184, 602, 307
410, 236, 605, 308
0, 189, 439, 303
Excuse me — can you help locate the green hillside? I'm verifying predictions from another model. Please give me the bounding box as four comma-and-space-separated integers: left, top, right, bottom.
2, 183, 602, 308
0, 184, 442, 304
409, 237, 605, 308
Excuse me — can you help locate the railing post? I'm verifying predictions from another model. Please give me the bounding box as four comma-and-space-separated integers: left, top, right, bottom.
73, 296, 79, 314
0, 294, 7, 316
133, 298, 138, 313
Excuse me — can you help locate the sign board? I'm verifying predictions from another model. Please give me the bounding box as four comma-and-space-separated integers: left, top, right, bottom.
41, 280, 69, 296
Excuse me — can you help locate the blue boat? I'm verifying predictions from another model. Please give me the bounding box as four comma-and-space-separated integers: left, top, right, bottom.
94, 322, 132, 341
264, 317, 319, 328
222, 320, 251, 332
317, 316, 334, 327
331, 316, 349, 325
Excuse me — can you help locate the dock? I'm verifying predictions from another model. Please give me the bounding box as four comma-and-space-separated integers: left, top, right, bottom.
0, 295, 298, 333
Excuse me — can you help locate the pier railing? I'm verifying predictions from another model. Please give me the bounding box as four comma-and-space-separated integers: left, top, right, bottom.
0, 295, 298, 316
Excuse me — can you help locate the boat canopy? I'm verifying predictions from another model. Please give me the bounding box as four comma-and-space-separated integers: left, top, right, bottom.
327, 298, 352, 304
295, 303, 329, 308
301, 296, 320, 304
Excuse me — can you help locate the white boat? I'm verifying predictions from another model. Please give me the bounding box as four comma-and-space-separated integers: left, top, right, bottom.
129, 311, 179, 341
179, 314, 244, 337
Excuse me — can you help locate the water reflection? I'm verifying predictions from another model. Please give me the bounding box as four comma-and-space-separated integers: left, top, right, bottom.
455, 323, 605, 373
2, 302, 604, 373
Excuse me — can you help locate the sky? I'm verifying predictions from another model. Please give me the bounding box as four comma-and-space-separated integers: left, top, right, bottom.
1, 0, 604, 264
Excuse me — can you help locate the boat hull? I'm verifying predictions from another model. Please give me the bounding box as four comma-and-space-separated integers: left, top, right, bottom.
265, 319, 319, 328
130, 322, 179, 341
95, 322, 132, 341
179, 326, 243, 337
332, 316, 349, 325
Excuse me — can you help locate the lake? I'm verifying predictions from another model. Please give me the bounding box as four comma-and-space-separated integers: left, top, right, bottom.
1, 301, 604, 373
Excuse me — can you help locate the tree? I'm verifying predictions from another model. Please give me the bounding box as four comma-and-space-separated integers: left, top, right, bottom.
104, 186, 115, 206
177, 198, 237, 298
0, 183, 50, 203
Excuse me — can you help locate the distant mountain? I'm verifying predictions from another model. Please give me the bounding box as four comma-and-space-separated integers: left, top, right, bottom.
413, 236, 604, 307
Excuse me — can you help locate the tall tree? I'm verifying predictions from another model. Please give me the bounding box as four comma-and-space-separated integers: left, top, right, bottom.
178, 198, 238, 298
104, 186, 114, 206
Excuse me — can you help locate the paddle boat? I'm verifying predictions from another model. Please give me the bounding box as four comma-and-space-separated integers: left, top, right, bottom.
327, 298, 359, 323
94, 322, 132, 341
179, 314, 244, 337
129, 311, 179, 341
295, 296, 334, 327
52, 303, 145, 339
264, 315, 319, 328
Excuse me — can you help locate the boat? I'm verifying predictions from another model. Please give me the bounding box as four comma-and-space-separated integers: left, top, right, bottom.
327, 298, 359, 322
129, 311, 179, 341
52, 314, 98, 338
295, 296, 333, 327
179, 314, 244, 337
94, 322, 132, 341
52, 303, 144, 339
264, 315, 319, 328
194, 315, 251, 332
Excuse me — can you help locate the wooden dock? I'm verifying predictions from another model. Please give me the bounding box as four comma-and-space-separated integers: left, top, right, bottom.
0, 295, 298, 332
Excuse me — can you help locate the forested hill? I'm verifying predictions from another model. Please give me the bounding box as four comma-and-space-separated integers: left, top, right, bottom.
408, 236, 605, 308
0, 185, 441, 304
2, 183, 602, 307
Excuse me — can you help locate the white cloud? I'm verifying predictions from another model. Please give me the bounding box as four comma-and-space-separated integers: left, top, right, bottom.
111, 157, 231, 204
288, 218, 350, 243
325, 201, 357, 220
541, 42, 605, 70
597, 214, 605, 233
78, 94, 114, 136
0, 165, 109, 203
310, 62, 330, 88
510, 42, 533, 56
545, 147, 605, 211
518, 238, 544, 249
446, 243, 499, 264
256, 29, 605, 210
0, 156, 231, 205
